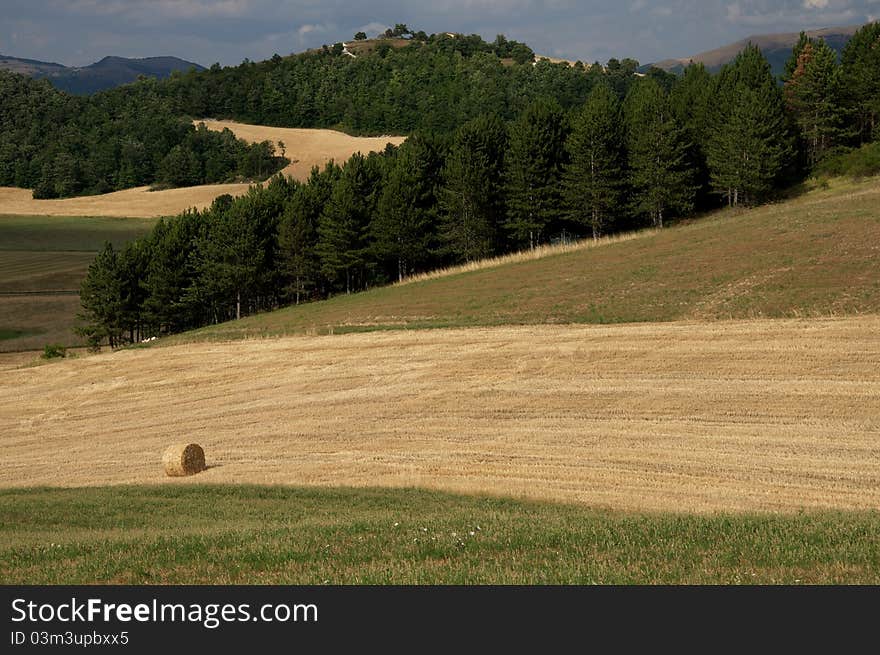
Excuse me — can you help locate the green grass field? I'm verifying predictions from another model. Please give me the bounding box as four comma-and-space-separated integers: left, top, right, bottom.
172, 178, 880, 344
2, 486, 878, 584
0, 214, 154, 352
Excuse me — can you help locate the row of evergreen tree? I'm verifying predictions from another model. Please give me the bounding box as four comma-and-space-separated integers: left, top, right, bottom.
77, 25, 880, 344
0, 72, 287, 198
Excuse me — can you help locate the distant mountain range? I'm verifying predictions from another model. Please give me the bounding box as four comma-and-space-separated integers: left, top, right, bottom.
646, 24, 862, 77
0, 54, 205, 94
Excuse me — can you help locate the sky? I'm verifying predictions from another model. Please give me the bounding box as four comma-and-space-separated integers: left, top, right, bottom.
1, 0, 878, 68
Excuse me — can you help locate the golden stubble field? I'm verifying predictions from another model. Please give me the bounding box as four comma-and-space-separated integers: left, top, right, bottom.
2, 317, 878, 514
0, 123, 405, 218
196, 119, 407, 181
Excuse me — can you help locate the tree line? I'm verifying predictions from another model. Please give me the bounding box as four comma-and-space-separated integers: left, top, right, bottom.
75, 23, 880, 345
0, 72, 287, 198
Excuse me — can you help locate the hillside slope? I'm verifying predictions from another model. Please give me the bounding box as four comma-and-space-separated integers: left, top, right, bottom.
176, 177, 880, 343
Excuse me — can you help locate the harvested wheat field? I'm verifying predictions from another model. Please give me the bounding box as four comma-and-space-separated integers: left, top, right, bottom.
2, 318, 879, 513
197, 119, 407, 181
0, 125, 405, 218
0, 184, 252, 218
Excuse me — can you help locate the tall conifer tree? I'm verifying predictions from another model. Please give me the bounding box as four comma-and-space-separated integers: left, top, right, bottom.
77, 242, 124, 349
316, 153, 381, 293
505, 98, 568, 249
562, 82, 625, 239
624, 78, 695, 227
784, 36, 846, 168
439, 114, 508, 262
372, 134, 443, 281
840, 22, 880, 144
279, 163, 339, 303
705, 45, 792, 206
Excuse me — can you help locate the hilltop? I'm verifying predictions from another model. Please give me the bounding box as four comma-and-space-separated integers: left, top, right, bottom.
648, 24, 862, 76
0, 54, 205, 94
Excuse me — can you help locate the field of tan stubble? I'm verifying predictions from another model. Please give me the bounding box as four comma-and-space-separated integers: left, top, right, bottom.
0, 122, 405, 218
1, 317, 878, 514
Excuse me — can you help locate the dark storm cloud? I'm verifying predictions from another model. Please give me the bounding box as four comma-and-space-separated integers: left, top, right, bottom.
1, 1, 878, 67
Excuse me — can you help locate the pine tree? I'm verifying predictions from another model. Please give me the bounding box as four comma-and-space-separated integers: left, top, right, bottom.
279, 163, 339, 303
562, 82, 625, 240
316, 154, 380, 293
143, 210, 204, 334
624, 77, 695, 227
505, 98, 568, 249
670, 64, 714, 210
188, 190, 276, 322
783, 36, 846, 168
784, 32, 812, 81
705, 45, 793, 206
117, 239, 151, 344
840, 22, 880, 144
439, 114, 508, 262
372, 134, 443, 281
670, 64, 714, 147
77, 242, 124, 349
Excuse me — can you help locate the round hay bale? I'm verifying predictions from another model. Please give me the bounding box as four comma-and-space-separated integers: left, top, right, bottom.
163, 443, 206, 477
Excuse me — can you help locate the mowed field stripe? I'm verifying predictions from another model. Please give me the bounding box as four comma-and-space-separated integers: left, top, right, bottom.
1, 317, 878, 514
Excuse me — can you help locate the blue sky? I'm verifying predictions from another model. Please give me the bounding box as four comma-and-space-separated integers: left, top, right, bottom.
2, 1, 878, 67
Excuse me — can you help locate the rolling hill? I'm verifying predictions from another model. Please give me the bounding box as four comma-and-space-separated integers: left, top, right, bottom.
0, 54, 205, 94
648, 24, 862, 76
1, 175, 879, 584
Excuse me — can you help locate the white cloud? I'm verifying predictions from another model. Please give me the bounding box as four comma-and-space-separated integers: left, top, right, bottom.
356, 22, 391, 37
298, 23, 328, 36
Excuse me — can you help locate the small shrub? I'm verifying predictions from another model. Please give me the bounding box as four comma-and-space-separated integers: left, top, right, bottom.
42, 344, 67, 359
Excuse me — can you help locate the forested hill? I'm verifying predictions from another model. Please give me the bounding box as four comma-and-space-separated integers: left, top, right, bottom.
0, 71, 286, 199
0, 54, 205, 95
153, 32, 635, 135
0, 30, 642, 199
3, 24, 879, 205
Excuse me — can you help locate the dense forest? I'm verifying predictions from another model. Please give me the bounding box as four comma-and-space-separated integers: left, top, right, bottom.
0, 71, 287, 198
156, 32, 643, 135
75, 22, 880, 348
